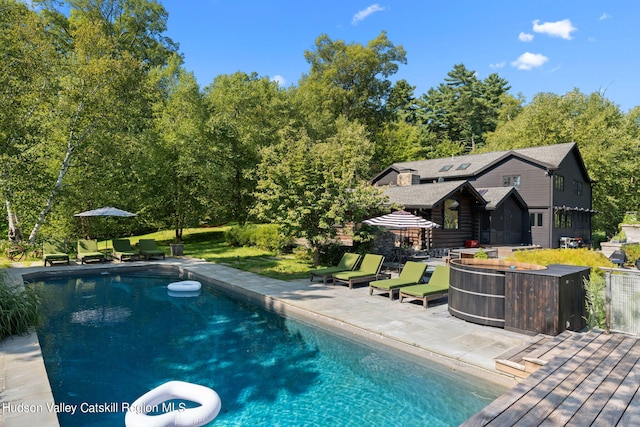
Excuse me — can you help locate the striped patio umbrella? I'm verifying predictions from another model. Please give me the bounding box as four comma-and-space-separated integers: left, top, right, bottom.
363, 210, 440, 250
363, 210, 440, 229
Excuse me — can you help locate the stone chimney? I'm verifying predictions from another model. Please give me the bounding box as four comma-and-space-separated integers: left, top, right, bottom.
397, 169, 420, 186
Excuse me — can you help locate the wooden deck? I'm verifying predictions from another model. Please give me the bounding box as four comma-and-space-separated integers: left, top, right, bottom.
463, 330, 640, 426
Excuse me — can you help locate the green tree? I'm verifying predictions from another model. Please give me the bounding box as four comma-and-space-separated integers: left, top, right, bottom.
142, 57, 212, 241
418, 64, 511, 152
484, 89, 638, 235
298, 31, 407, 135
204, 72, 291, 224
0, 0, 60, 241
2, 0, 177, 243
252, 118, 387, 264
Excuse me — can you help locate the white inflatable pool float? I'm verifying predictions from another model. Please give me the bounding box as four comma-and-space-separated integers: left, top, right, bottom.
168, 280, 202, 292
125, 380, 221, 427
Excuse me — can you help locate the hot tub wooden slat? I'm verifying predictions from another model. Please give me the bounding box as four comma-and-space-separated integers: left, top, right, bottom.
449, 259, 510, 327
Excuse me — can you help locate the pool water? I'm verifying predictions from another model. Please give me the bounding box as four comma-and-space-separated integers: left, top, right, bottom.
34, 270, 506, 426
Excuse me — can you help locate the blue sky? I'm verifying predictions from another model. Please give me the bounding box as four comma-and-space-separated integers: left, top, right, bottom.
161, 1, 639, 112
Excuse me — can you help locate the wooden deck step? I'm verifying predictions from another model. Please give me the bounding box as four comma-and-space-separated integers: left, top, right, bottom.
465, 331, 640, 426
495, 335, 551, 378
495, 331, 590, 379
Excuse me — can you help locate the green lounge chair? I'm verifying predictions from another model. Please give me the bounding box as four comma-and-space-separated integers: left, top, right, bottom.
309, 253, 361, 284
43, 241, 70, 266
77, 239, 105, 264
332, 254, 385, 289
369, 261, 429, 300
139, 239, 165, 260
399, 265, 450, 308
112, 238, 139, 261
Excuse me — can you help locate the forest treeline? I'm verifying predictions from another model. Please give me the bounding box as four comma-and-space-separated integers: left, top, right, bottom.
2, 0, 639, 251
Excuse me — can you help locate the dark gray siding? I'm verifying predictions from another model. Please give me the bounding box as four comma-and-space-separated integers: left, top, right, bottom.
490, 197, 527, 245
553, 150, 592, 209
550, 150, 593, 247
529, 208, 551, 248
470, 157, 552, 208
374, 169, 398, 186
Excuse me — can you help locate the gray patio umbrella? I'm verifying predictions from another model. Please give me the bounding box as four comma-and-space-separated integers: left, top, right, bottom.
74, 206, 137, 251
363, 210, 440, 249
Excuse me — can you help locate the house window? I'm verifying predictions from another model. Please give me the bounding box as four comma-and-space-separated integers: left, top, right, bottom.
529, 213, 543, 227
554, 212, 571, 228
574, 180, 583, 195
503, 175, 521, 188
443, 198, 459, 229
554, 175, 564, 191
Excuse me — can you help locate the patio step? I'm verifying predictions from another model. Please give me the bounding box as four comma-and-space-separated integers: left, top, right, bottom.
495, 330, 581, 379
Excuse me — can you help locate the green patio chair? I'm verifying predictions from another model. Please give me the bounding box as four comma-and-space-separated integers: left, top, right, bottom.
77, 239, 105, 264
112, 239, 139, 262
309, 253, 361, 284
332, 254, 385, 289
43, 240, 70, 266
399, 265, 450, 308
369, 261, 429, 300
139, 239, 165, 260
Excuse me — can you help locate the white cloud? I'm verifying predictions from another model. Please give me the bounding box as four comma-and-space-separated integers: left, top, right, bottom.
490, 62, 506, 69
511, 52, 549, 70
519, 32, 534, 42
352, 4, 386, 25
599, 13, 612, 21
272, 75, 286, 86
532, 19, 577, 40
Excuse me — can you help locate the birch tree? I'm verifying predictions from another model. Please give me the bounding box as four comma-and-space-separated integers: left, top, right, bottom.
0, 0, 60, 241
1, 0, 176, 243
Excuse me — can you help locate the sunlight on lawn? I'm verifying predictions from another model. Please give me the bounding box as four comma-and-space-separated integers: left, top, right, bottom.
5, 227, 314, 280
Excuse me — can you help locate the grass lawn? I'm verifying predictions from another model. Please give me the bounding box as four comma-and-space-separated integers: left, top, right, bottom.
5, 226, 316, 281
165, 227, 313, 280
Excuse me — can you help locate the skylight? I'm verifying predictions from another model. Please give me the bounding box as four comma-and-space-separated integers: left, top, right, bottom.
457, 163, 471, 170
439, 165, 453, 172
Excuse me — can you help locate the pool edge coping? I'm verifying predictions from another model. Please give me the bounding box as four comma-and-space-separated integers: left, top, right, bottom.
3, 258, 524, 426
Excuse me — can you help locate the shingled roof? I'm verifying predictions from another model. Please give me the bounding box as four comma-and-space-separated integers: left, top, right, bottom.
383, 180, 485, 209
373, 142, 583, 183
476, 186, 527, 210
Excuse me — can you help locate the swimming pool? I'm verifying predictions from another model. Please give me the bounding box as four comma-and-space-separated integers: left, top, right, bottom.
34, 269, 506, 426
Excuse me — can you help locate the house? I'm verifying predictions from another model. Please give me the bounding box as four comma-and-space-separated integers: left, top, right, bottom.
371, 142, 594, 249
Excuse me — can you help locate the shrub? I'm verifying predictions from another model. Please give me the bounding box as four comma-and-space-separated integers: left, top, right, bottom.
224, 224, 292, 253
584, 275, 606, 330
622, 212, 640, 224
474, 248, 488, 259
224, 225, 256, 247
507, 248, 614, 277
292, 245, 312, 262
611, 230, 627, 242
316, 243, 350, 266
591, 230, 607, 250
621, 244, 640, 267
253, 224, 293, 252
352, 223, 378, 253
0, 274, 41, 340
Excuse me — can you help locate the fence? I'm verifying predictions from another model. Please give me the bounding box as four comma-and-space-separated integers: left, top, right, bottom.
603, 268, 640, 335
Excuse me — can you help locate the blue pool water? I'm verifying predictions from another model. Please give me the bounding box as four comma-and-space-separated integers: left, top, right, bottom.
34, 270, 506, 426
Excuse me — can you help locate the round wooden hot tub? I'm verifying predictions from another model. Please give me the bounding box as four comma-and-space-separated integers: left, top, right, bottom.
448, 258, 546, 327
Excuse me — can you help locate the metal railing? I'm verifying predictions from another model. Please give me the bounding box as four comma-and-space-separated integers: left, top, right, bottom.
602, 268, 640, 335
